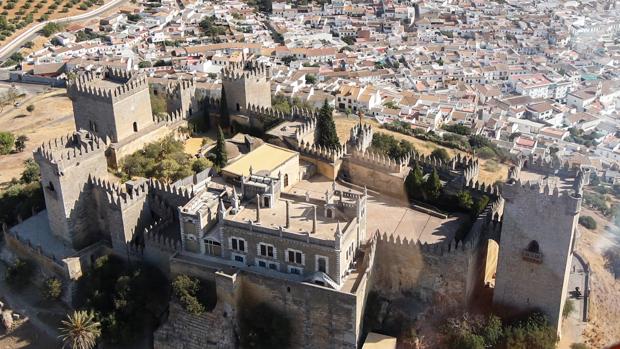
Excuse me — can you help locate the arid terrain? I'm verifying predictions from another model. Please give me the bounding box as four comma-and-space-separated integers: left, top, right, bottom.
576, 208, 620, 348
0, 87, 75, 185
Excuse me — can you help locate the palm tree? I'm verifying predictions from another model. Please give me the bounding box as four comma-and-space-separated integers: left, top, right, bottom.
59, 310, 101, 349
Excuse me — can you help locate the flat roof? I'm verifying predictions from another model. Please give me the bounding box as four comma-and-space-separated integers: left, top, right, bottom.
222, 143, 298, 178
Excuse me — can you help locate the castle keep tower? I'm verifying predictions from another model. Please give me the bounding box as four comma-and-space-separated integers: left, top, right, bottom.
67, 68, 154, 144
221, 61, 272, 113
34, 132, 108, 249
494, 164, 588, 331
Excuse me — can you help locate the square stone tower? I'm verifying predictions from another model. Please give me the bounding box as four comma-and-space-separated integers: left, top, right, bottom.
34, 132, 109, 249
67, 68, 154, 144
493, 169, 587, 332
221, 61, 272, 114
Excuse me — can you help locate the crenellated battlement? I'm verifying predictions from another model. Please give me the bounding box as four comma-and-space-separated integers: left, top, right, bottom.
34, 133, 108, 172
164, 78, 195, 96
350, 149, 410, 174
501, 178, 581, 215
148, 179, 195, 201
87, 175, 122, 195
464, 179, 500, 197
143, 219, 180, 252
94, 179, 149, 211
221, 61, 271, 82
297, 140, 346, 163
522, 153, 580, 178
67, 68, 149, 103
294, 117, 317, 144
348, 123, 373, 152
156, 109, 185, 125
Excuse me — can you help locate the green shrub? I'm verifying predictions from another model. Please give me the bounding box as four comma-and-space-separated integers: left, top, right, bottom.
0, 131, 15, 154
42, 277, 63, 300
578, 216, 597, 230
172, 275, 215, 315
430, 148, 450, 163
604, 246, 620, 279
563, 299, 575, 318
503, 313, 558, 349
6, 258, 35, 288
570, 343, 589, 349
371, 132, 415, 159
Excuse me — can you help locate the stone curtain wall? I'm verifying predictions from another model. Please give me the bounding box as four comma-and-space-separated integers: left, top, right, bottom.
155, 257, 366, 349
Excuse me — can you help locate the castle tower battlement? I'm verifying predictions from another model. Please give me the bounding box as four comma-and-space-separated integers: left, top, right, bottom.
501, 178, 582, 214
221, 61, 271, 82
67, 70, 149, 104
34, 133, 109, 173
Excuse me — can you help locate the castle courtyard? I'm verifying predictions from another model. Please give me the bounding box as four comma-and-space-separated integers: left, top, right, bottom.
289, 175, 464, 245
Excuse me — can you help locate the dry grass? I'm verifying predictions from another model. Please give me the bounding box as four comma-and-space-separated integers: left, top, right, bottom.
334, 116, 509, 185
577, 208, 620, 348
0, 89, 75, 184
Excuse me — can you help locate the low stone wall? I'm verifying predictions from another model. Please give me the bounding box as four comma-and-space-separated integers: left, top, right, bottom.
341, 159, 407, 202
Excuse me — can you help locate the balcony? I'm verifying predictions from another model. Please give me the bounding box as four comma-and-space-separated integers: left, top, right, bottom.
522, 249, 543, 264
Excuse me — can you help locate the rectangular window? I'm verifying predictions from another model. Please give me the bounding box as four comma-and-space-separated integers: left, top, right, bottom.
233, 254, 245, 263
269, 263, 278, 271
231, 237, 246, 252
286, 249, 304, 265
259, 243, 274, 258
258, 260, 267, 268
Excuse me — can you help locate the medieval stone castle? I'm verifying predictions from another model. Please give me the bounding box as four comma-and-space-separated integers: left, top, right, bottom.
3, 60, 588, 348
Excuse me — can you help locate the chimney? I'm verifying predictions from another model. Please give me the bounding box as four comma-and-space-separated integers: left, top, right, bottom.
312, 205, 317, 234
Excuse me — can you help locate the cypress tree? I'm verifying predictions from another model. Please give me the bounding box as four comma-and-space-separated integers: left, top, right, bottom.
315, 99, 340, 149
213, 126, 228, 170
423, 168, 442, 201
220, 86, 230, 128
405, 163, 424, 202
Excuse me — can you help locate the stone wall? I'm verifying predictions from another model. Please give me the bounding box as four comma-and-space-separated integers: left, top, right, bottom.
341, 158, 407, 202
155, 254, 367, 349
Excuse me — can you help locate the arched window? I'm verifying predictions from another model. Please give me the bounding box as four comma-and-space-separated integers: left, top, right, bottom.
133, 122, 138, 132
284, 173, 289, 187
236, 103, 240, 111
527, 240, 540, 253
